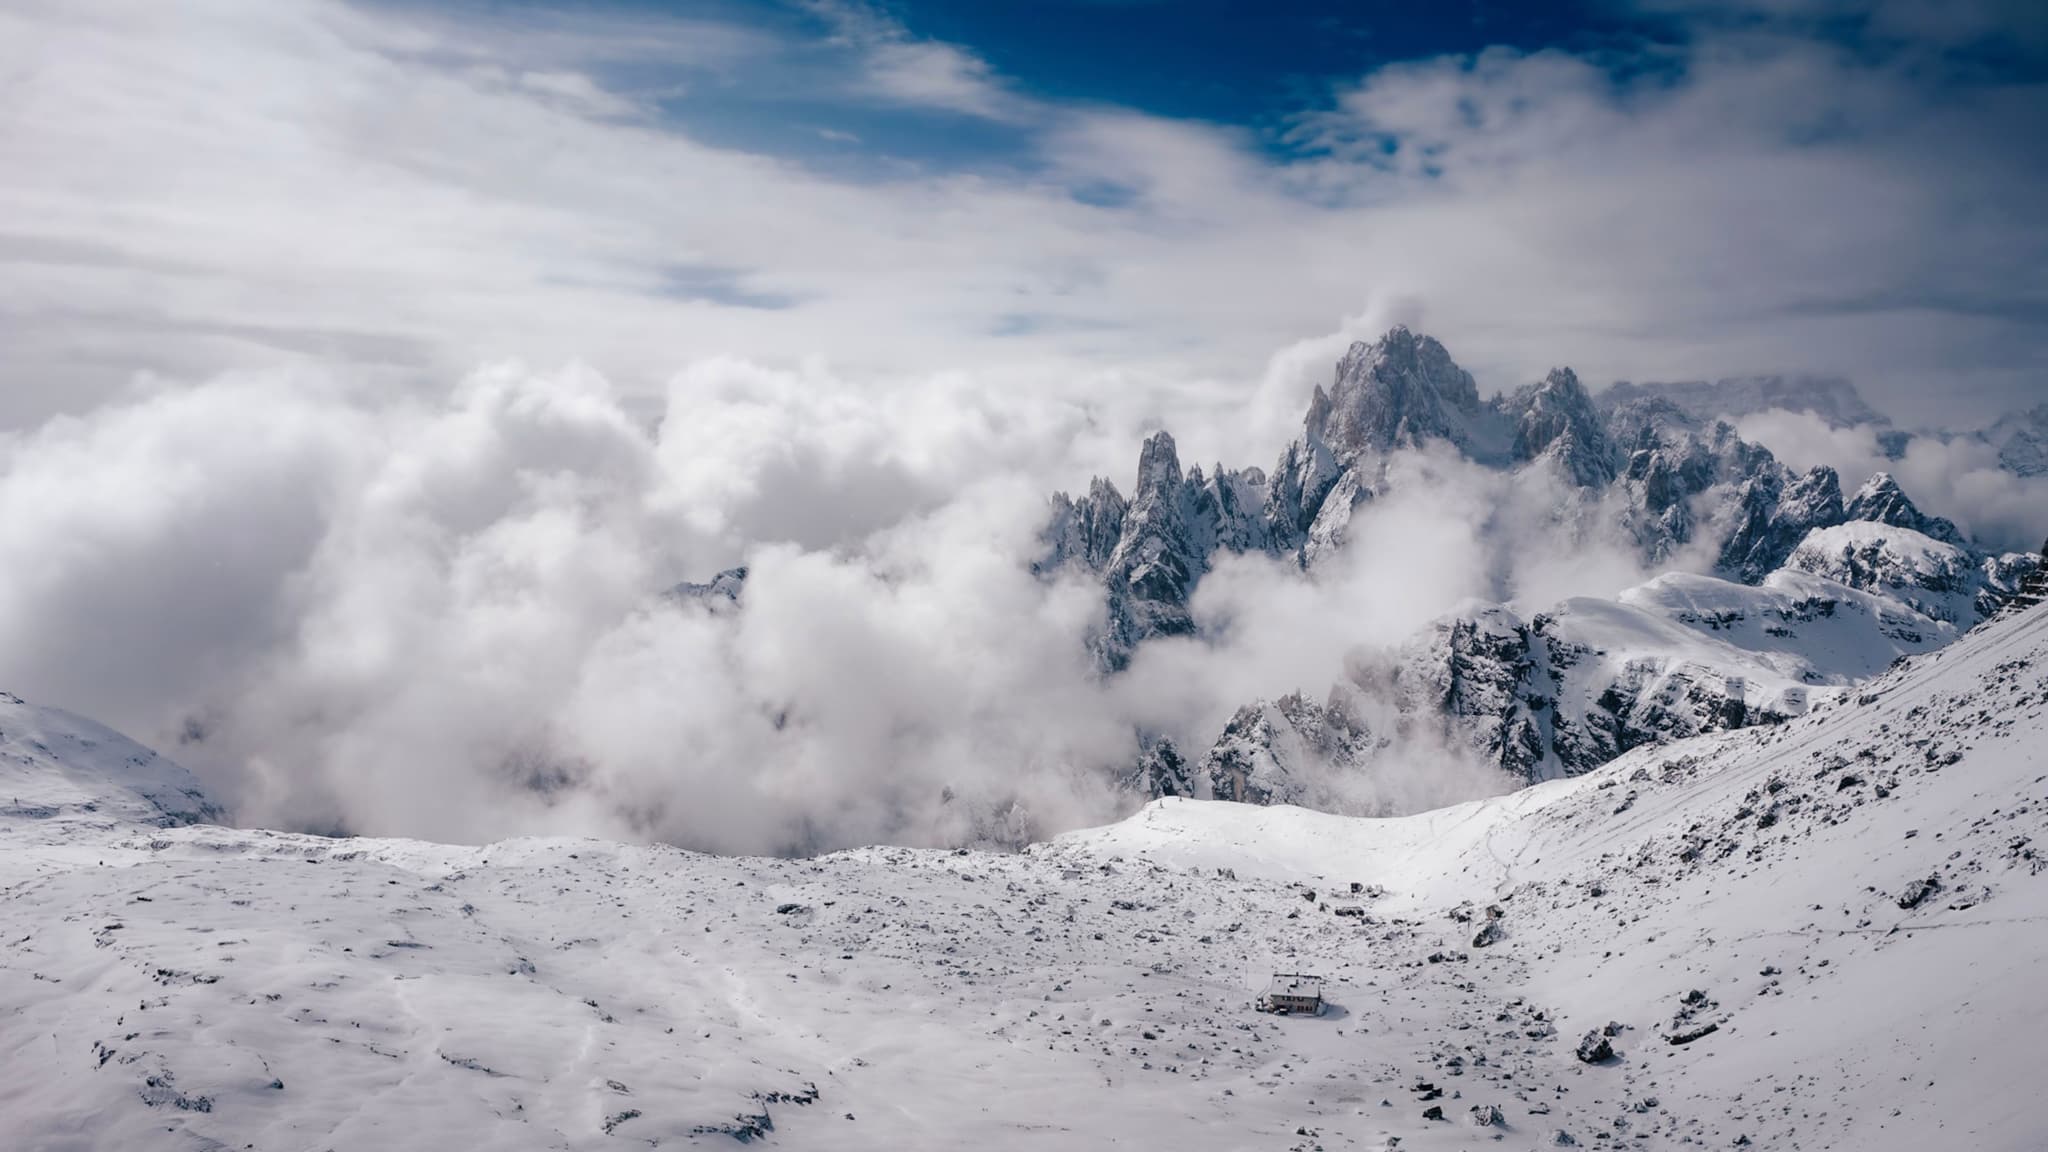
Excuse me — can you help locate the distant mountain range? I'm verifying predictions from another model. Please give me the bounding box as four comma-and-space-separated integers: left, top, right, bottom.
682, 328, 2046, 818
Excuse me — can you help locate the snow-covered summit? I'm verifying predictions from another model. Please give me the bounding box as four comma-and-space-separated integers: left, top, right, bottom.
1843, 471, 1966, 546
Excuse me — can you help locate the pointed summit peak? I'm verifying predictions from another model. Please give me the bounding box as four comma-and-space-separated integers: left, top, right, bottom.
1846, 471, 1965, 545
1539, 366, 1587, 397
1135, 430, 1183, 492
1848, 471, 1920, 525
1508, 365, 1610, 486
1315, 327, 1481, 460
1853, 470, 1904, 500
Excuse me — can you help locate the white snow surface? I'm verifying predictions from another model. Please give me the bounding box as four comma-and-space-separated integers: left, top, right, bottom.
7, 608, 2048, 1150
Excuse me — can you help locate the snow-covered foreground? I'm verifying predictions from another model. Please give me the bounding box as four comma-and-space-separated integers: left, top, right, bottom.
6, 609, 2048, 1150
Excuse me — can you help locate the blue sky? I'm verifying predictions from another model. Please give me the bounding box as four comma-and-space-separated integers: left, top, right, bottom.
392, 0, 2045, 177
402, 0, 1652, 178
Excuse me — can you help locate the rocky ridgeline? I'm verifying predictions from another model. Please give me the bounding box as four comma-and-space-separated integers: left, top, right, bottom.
1038, 327, 2044, 806
661, 328, 2042, 820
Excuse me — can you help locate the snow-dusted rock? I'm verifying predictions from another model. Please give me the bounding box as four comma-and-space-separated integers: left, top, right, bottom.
1716, 465, 1845, 584
1843, 472, 1966, 547
667, 565, 748, 610
1195, 692, 1372, 808
1785, 522, 1999, 624
1505, 367, 1614, 488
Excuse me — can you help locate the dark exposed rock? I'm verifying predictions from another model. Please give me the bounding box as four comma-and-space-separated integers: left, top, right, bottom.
1506, 367, 1613, 488
1718, 465, 1845, 583
1896, 875, 1941, 910
1120, 737, 1196, 800
1575, 1031, 1614, 1063
1665, 1022, 1720, 1045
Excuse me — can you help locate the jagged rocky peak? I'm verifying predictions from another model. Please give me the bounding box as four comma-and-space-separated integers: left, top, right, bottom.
1717, 464, 1846, 584
1119, 736, 1196, 800
1312, 326, 1487, 461
1054, 429, 1283, 666
1611, 415, 1777, 566
1506, 366, 1613, 487
1195, 690, 1372, 808
1846, 471, 1966, 546
1040, 477, 1128, 574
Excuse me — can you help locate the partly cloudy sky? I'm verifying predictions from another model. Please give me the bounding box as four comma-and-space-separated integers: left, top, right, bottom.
4, 0, 2046, 439
1, 0, 2044, 852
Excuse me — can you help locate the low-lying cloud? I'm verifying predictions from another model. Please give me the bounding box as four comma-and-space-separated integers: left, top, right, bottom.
1736, 409, 2048, 551
0, 350, 1701, 854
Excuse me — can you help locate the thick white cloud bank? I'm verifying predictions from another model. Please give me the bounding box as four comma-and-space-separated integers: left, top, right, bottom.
0, 354, 1696, 853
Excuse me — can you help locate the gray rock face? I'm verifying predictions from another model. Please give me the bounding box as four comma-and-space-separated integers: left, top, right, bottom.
1609, 407, 1789, 567
1313, 327, 1493, 461
1040, 432, 1281, 667
1118, 737, 1196, 800
1382, 607, 1550, 781
1040, 479, 1127, 575
1505, 367, 1613, 488
1718, 465, 1846, 584
1195, 692, 1372, 808
1844, 472, 1966, 547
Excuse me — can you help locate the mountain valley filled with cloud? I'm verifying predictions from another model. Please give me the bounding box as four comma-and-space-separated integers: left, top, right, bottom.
4, 1, 2047, 1148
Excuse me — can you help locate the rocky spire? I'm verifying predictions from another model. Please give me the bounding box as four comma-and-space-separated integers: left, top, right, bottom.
1507, 367, 1614, 487
1717, 465, 1846, 583
1845, 472, 1965, 546
1312, 326, 1484, 461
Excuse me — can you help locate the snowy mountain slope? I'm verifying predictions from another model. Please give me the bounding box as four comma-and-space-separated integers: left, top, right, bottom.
1175, 564, 1965, 806
1063, 602, 2048, 1150
1786, 520, 2037, 626
5, 602, 2048, 1151
0, 691, 219, 837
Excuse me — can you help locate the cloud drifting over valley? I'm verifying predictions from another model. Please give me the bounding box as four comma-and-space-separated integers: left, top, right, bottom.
2, 350, 1691, 851
1, 0, 2044, 852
